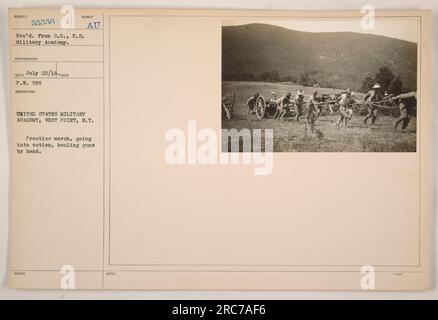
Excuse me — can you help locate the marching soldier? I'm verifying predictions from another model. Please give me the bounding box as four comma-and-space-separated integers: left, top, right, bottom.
363, 83, 384, 126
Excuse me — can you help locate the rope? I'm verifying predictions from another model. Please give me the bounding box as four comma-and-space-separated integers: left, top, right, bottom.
368, 100, 399, 109
350, 99, 399, 109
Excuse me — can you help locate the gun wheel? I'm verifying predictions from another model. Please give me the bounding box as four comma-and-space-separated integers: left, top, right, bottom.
255, 96, 266, 120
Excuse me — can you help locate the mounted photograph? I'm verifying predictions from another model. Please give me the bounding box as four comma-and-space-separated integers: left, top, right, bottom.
221, 18, 419, 152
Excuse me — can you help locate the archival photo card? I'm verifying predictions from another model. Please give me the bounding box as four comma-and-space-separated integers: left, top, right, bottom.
8, 8, 431, 290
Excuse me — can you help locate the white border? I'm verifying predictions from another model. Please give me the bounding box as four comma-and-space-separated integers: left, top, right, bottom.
0, 0, 436, 299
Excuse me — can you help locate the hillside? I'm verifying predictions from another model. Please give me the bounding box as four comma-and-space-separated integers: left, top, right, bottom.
222, 24, 417, 91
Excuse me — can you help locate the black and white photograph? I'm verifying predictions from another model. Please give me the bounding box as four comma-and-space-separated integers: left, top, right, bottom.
221, 18, 418, 152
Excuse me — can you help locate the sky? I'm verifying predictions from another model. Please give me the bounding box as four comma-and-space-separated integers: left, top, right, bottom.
222, 18, 419, 43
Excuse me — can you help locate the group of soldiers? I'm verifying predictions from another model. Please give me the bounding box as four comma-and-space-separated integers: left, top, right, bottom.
363, 83, 411, 131
246, 83, 412, 131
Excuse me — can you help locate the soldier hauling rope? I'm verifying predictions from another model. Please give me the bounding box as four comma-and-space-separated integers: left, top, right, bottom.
394, 99, 411, 131
336, 89, 360, 127
273, 92, 292, 121
294, 90, 305, 123
363, 83, 384, 126
306, 89, 323, 132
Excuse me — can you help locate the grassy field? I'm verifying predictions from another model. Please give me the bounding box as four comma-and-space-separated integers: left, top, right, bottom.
222, 81, 416, 152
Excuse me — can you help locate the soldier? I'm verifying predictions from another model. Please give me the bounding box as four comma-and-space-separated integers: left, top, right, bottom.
336, 89, 359, 127
246, 92, 259, 120
273, 92, 292, 121
363, 83, 383, 126
348, 92, 359, 118
394, 99, 410, 131
336, 89, 351, 126
294, 90, 305, 123
315, 95, 325, 123
383, 91, 395, 107
306, 89, 319, 132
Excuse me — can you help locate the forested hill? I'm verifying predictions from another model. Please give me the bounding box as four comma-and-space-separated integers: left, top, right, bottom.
222, 23, 417, 91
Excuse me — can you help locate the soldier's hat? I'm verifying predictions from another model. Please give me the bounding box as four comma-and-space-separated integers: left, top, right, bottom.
373, 83, 381, 89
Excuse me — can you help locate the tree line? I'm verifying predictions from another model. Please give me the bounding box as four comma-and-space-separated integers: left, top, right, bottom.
359, 66, 409, 94
225, 65, 414, 95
